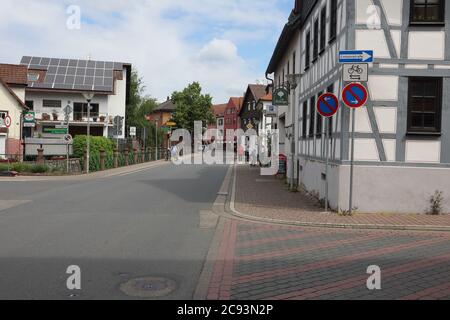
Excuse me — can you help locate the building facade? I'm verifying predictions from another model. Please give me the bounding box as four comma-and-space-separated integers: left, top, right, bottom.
239, 84, 268, 134
20, 56, 131, 140
268, 0, 450, 214
224, 97, 243, 142
0, 64, 28, 158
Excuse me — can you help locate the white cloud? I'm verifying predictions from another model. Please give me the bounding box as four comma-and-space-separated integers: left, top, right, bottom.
0, 0, 288, 103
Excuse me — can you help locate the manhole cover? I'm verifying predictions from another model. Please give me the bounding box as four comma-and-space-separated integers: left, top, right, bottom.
120, 277, 176, 298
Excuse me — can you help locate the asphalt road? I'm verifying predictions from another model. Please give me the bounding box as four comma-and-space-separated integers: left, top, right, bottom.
0, 162, 229, 299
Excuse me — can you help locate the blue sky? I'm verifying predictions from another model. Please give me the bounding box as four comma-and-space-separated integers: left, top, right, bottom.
0, 0, 293, 103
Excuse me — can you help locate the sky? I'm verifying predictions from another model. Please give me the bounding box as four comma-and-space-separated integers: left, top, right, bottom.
0, 0, 293, 103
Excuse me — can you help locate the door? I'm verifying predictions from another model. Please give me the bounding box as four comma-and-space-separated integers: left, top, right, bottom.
0, 135, 5, 158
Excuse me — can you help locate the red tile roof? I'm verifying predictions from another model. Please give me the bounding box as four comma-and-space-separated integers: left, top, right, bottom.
260, 93, 273, 102
213, 103, 227, 117
229, 97, 244, 112
0, 64, 28, 86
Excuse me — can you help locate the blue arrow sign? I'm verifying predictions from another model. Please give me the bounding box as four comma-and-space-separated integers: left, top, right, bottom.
339, 50, 374, 63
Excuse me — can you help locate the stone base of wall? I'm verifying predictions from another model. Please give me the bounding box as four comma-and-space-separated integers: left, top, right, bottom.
6, 138, 23, 158
299, 156, 450, 214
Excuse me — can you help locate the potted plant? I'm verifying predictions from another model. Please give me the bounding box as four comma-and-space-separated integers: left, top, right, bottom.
100, 115, 106, 123
52, 111, 58, 121
42, 113, 51, 121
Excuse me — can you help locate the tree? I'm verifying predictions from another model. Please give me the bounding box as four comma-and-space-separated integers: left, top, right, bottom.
125, 69, 145, 130
171, 82, 215, 134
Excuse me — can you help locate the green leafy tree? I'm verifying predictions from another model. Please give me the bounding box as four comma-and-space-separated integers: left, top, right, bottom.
171, 82, 215, 134
126, 69, 145, 129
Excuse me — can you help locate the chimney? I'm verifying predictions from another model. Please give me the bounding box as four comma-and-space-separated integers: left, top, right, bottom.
294, 0, 301, 14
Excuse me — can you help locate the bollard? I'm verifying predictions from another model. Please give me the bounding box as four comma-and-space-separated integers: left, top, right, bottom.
113, 148, 119, 168
141, 147, 145, 163
133, 148, 138, 164
37, 148, 44, 165
99, 149, 106, 171
124, 148, 129, 166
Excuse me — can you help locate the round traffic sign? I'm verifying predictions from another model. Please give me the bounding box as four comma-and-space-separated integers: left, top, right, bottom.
342, 83, 368, 109
4, 115, 12, 128
317, 93, 339, 118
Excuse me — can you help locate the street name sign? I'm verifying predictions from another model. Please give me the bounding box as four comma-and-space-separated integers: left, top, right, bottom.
343, 64, 368, 82
130, 126, 137, 137
342, 83, 368, 109
317, 93, 339, 118
339, 50, 374, 63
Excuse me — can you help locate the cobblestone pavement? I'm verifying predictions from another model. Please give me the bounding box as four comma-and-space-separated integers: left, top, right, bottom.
235, 166, 450, 228
206, 219, 450, 300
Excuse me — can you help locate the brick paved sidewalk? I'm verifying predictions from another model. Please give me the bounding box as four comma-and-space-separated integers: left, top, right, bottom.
233, 165, 450, 230
206, 218, 450, 300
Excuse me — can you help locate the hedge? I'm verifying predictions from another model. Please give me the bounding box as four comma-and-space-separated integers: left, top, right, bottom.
0, 163, 49, 173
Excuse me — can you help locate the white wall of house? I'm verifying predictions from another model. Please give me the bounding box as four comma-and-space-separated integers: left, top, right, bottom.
0, 84, 23, 140
270, 0, 450, 213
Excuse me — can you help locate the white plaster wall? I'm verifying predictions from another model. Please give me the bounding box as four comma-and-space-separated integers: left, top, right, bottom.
408, 32, 445, 60
107, 69, 128, 139
382, 139, 396, 162
356, 30, 390, 58
368, 75, 399, 101
380, 0, 403, 26
338, 165, 450, 214
406, 141, 441, 163
353, 138, 379, 161
0, 84, 23, 139
373, 107, 396, 133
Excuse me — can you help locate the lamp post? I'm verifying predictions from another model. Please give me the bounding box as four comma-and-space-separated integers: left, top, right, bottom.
82, 92, 95, 174
155, 120, 159, 160
286, 74, 301, 191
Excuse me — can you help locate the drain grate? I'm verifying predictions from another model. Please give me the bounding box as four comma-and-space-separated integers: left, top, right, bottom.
120, 277, 176, 298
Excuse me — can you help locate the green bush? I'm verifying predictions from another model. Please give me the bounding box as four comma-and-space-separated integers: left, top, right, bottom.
73, 135, 115, 159
0, 163, 49, 173
31, 165, 50, 174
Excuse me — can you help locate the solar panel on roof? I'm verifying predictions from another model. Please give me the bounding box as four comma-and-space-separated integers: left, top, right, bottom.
20, 56, 125, 92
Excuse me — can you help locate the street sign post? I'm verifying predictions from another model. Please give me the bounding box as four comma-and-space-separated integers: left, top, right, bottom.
342, 83, 368, 109
341, 83, 368, 215
343, 64, 368, 82
339, 50, 374, 63
316, 93, 339, 212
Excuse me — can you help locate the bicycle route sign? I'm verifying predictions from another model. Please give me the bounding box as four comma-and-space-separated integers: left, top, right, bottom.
343, 63, 368, 82
317, 93, 339, 118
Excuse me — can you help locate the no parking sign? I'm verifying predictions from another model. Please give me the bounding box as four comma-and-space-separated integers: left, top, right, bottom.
342, 83, 368, 109
317, 93, 339, 118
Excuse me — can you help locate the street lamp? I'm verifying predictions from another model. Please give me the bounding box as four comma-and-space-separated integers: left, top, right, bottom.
82, 92, 95, 174
286, 74, 300, 191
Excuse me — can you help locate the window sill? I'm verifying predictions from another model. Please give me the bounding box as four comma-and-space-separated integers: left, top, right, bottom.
406, 132, 442, 137
409, 22, 445, 27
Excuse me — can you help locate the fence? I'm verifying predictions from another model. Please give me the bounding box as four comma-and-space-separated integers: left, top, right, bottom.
79, 147, 168, 173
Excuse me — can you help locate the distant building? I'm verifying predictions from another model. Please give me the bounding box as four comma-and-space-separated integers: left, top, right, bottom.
0, 64, 29, 158
20, 56, 131, 139
239, 84, 268, 134
147, 98, 177, 128
224, 97, 243, 142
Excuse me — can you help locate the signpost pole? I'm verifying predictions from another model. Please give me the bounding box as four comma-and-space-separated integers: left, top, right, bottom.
325, 119, 330, 212
349, 108, 356, 215
155, 121, 158, 161
87, 100, 91, 174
